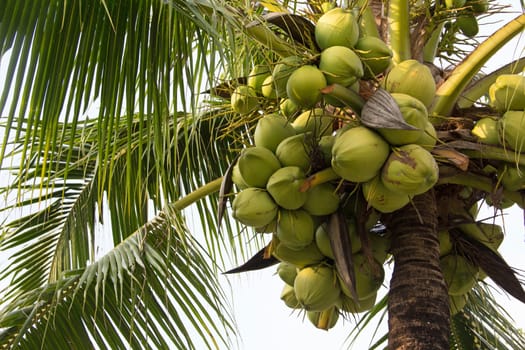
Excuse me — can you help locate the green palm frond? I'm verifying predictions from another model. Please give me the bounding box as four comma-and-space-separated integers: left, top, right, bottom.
0, 212, 234, 349
450, 282, 525, 350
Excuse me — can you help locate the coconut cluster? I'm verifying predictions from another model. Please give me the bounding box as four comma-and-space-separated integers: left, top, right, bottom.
222, 2, 514, 330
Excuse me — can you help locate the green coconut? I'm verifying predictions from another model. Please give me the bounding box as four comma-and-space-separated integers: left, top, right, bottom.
272, 56, 304, 98
319, 45, 363, 86
471, 117, 500, 145
441, 254, 479, 296
302, 182, 340, 216
267, 166, 308, 210
439, 230, 453, 257
376, 93, 429, 145
307, 306, 339, 330
231, 85, 259, 114
286, 65, 327, 108
414, 120, 437, 150
279, 98, 300, 118
254, 114, 296, 152
261, 74, 277, 99
315, 7, 360, 50
450, 294, 468, 316
276, 209, 315, 250
362, 176, 411, 213
277, 262, 298, 286
280, 284, 301, 309
498, 164, 525, 191
458, 222, 504, 252
247, 64, 271, 94
489, 74, 525, 112
445, 0, 467, 9
339, 291, 377, 314
272, 239, 326, 267
354, 36, 393, 79
383, 59, 436, 107
314, 223, 334, 259
237, 146, 281, 188
275, 133, 313, 172
466, 0, 489, 13
331, 126, 390, 183
292, 108, 334, 136
368, 230, 392, 264
340, 253, 385, 301
456, 14, 479, 38
232, 163, 249, 190
231, 188, 278, 227
381, 144, 439, 196
294, 265, 341, 311
318, 135, 336, 164
497, 110, 525, 152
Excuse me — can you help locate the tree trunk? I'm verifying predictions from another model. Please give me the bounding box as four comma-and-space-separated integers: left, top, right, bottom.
386, 190, 450, 350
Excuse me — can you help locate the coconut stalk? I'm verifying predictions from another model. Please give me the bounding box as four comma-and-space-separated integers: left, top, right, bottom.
386, 190, 450, 350
431, 14, 525, 116
388, 0, 411, 64
457, 58, 525, 109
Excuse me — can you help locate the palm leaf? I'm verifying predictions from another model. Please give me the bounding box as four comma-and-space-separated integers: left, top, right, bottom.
0, 213, 234, 349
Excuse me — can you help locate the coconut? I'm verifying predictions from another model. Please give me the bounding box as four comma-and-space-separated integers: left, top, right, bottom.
279, 98, 300, 118
340, 253, 384, 300
471, 117, 499, 145
339, 291, 376, 314
276, 209, 315, 250
237, 146, 281, 188
272, 239, 326, 267
489, 74, 525, 112
286, 65, 327, 108
319, 46, 363, 86
383, 59, 436, 107
440, 254, 479, 296
445, 0, 467, 9
277, 262, 298, 286
294, 265, 341, 311
456, 14, 479, 38
231, 188, 278, 227
466, 0, 489, 13
497, 110, 525, 152
231, 85, 259, 114
368, 230, 392, 264
315, 7, 360, 50
267, 166, 308, 210
381, 144, 439, 196
314, 223, 334, 259
331, 126, 390, 183
254, 114, 296, 152
449, 294, 468, 316
376, 93, 429, 146
498, 164, 525, 191
439, 230, 453, 257
302, 183, 340, 216
362, 176, 411, 213
292, 108, 334, 136
247, 64, 271, 94
414, 120, 437, 150
272, 56, 304, 98
458, 222, 504, 252
280, 284, 301, 309
261, 75, 277, 99
307, 306, 339, 330
318, 135, 335, 164
354, 36, 392, 79
275, 133, 313, 172
231, 163, 249, 190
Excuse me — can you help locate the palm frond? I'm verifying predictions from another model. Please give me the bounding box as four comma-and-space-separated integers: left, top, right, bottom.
0, 212, 235, 349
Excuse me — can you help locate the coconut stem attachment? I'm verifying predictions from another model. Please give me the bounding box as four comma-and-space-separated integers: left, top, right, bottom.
320, 84, 365, 115
300, 167, 341, 192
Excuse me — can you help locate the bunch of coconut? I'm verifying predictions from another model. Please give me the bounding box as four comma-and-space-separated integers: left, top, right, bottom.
469, 73, 525, 196
437, 210, 504, 315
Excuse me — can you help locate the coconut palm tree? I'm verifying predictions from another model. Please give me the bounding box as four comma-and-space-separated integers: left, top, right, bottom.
0, 0, 524, 349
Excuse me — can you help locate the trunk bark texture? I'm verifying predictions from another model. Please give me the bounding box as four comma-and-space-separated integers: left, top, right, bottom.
387, 190, 450, 350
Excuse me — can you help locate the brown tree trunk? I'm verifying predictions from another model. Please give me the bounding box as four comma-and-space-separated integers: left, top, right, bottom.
386, 190, 450, 350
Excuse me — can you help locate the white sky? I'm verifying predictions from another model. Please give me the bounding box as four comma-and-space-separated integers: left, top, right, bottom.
0, 1, 524, 349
